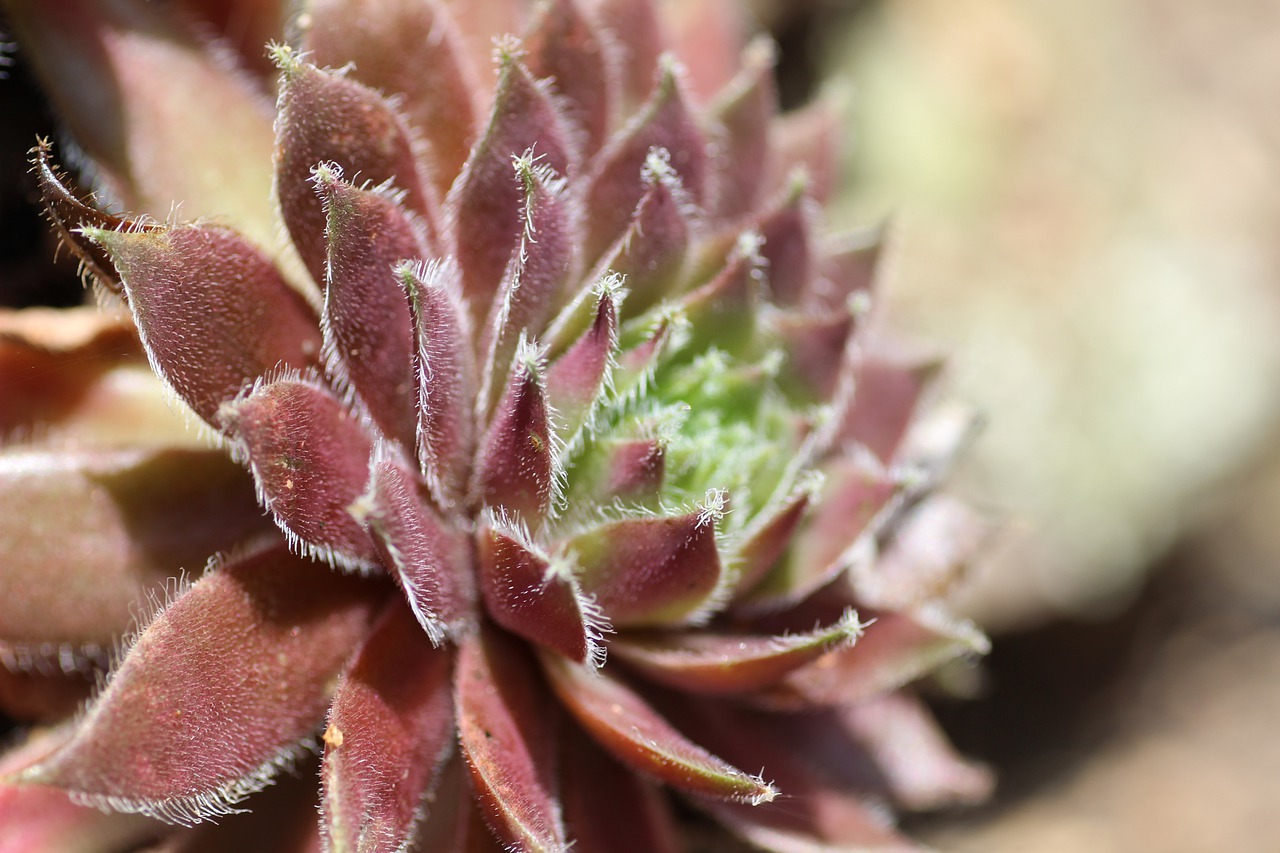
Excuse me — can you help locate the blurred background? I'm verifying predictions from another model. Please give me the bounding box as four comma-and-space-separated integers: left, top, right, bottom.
752, 0, 1280, 849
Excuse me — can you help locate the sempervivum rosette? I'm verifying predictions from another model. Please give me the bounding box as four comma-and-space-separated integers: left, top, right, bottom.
0, 0, 992, 850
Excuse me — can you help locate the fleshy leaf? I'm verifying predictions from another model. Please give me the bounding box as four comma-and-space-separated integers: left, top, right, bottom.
7, 0, 280, 252
0, 726, 162, 853
20, 543, 382, 825
322, 602, 455, 853
582, 58, 710, 264
678, 234, 764, 356
477, 515, 606, 666
833, 350, 942, 464
446, 48, 574, 332
454, 625, 567, 853
757, 183, 817, 308
545, 282, 619, 442
771, 97, 842, 207
775, 308, 856, 404
611, 610, 868, 696
0, 447, 271, 666
731, 485, 814, 596
707, 38, 777, 222
355, 452, 475, 643
591, 0, 663, 108
305, 0, 478, 197
524, 0, 615, 155
315, 165, 423, 449
473, 340, 556, 523
570, 497, 726, 627
559, 734, 681, 853
0, 667, 93, 721
540, 653, 776, 804
87, 224, 322, 426
660, 0, 746, 102
814, 228, 884, 311
274, 50, 435, 289
753, 610, 989, 711
400, 260, 476, 511
217, 377, 379, 571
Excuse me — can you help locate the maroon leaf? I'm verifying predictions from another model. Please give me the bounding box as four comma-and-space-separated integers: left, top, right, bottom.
86, 224, 322, 426
400, 260, 476, 512
305, 0, 479, 197
0, 447, 272, 667
274, 50, 435, 289
559, 734, 681, 853
315, 165, 424, 450
582, 59, 710, 264
707, 38, 777, 222
591, 0, 663, 108
570, 496, 726, 627
834, 350, 943, 463
757, 183, 817, 308
322, 602, 455, 852
679, 234, 764, 356
445, 48, 575, 332
546, 283, 619, 441
0, 667, 93, 722
473, 341, 556, 523
454, 625, 567, 852
217, 377, 379, 571
600, 438, 666, 503
0, 726, 162, 853
611, 610, 869, 696
731, 485, 814, 596
541, 653, 776, 804
355, 452, 475, 643
813, 228, 884, 312
774, 307, 856, 404
20, 543, 382, 825
477, 516, 607, 667
525, 0, 615, 156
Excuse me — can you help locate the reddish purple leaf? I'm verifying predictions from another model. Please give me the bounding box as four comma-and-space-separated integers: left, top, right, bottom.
525, 0, 615, 156
356, 453, 475, 643
771, 97, 842, 206
445, 49, 575, 332
752, 610, 989, 711
775, 307, 856, 404
757, 184, 817, 308
591, 0, 663, 109
322, 602, 456, 852
0, 447, 272, 665
570, 498, 725, 627
315, 166, 424, 450
546, 284, 619, 440
679, 236, 764, 356
477, 517, 606, 666
409, 758, 508, 853
87, 224, 322, 426
660, 0, 745, 102
707, 38, 777, 222
274, 51, 435, 289
738, 455, 900, 612
454, 625, 567, 852
731, 487, 812, 596
0, 726, 162, 853
217, 377, 379, 571
611, 610, 868, 696
813, 228, 884, 311
399, 260, 476, 511
834, 350, 943, 463
305, 0, 479, 198
473, 342, 556, 523
600, 438, 666, 502
436, 0, 528, 89
541, 653, 775, 804
582, 60, 710, 264
20, 543, 382, 825
560, 733, 681, 853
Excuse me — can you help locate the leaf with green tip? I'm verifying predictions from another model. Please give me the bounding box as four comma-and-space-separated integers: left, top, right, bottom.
559, 734, 681, 853
707, 38, 777, 222
7, 0, 280, 252
582, 59, 710, 264
357, 452, 475, 643
316, 167, 424, 450
88, 224, 322, 426
401, 259, 476, 512
446, 51, 575, 333
477, 517, 606, 666
525, 0, 615, 155
322, 602, 455, 853
217, 377, 379, 571
20, 543, 382, 826
611, 610, 869, 696
570, 501, 725, 628
541, 653, 776, 805
0, 447, 272, 665
546, 285, 619, 442
0, 726, 162, 853
305, 0, 478, 198
473, 343, 556, 523
454, 625, 567, 853
274, 54, 436, 289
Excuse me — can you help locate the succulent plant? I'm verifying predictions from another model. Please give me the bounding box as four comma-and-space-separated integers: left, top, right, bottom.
0, 0, 992, 850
